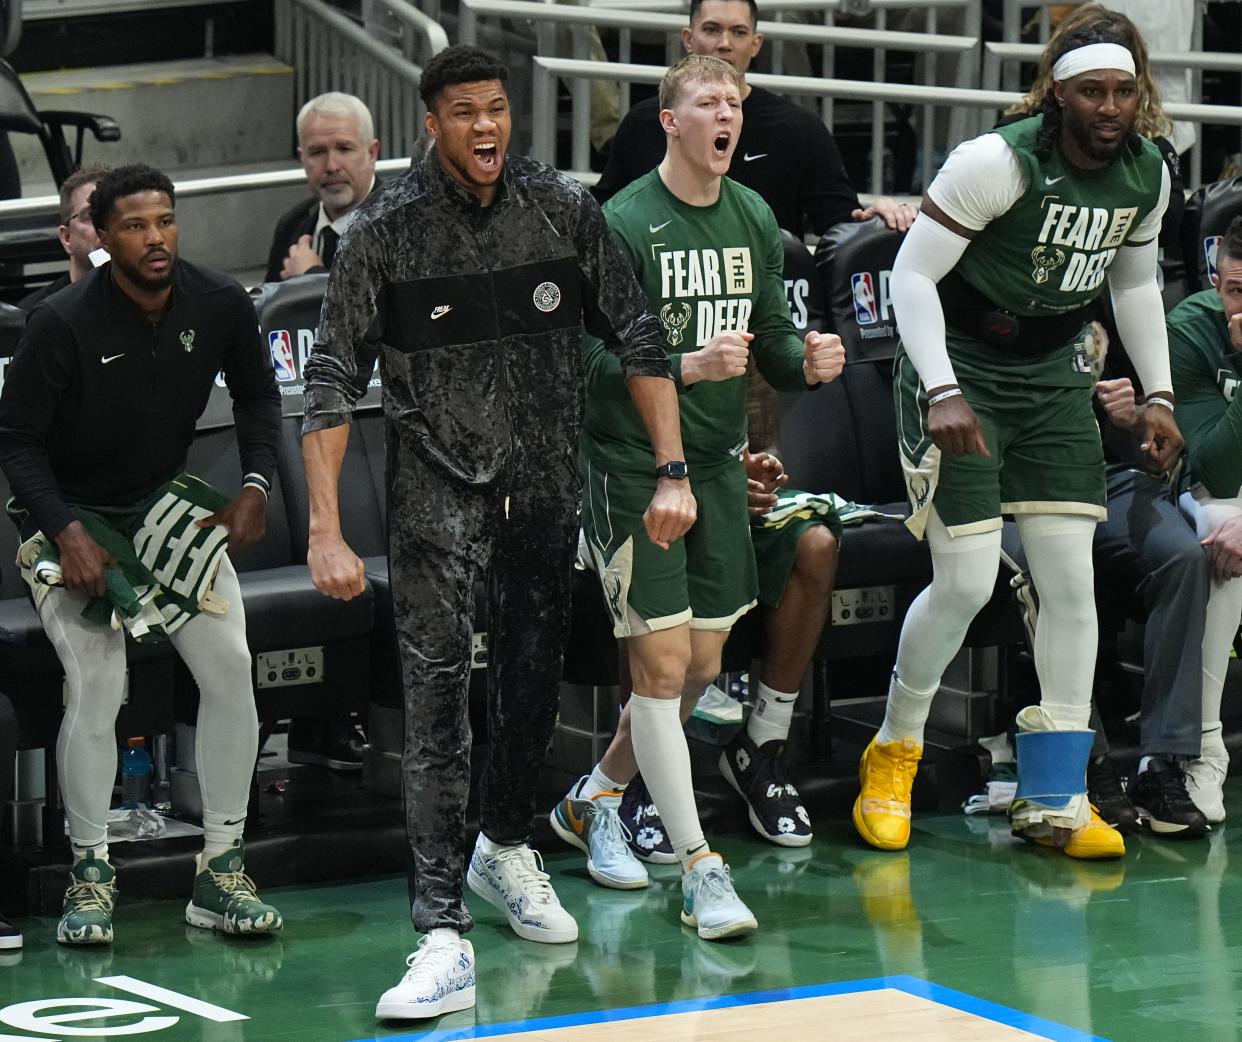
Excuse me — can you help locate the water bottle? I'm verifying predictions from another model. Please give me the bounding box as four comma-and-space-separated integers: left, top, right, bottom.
120, 737, 152, 809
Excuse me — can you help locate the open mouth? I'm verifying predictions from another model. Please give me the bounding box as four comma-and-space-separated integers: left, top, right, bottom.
145, 250, 171, 269
473, 141, 499, 171
713, 133, 730, 155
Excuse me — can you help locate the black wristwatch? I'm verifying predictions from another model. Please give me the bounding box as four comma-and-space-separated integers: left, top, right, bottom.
656, 460, 689, 480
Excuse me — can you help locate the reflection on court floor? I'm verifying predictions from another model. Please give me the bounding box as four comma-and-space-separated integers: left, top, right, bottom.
363, 978, 1107, 1042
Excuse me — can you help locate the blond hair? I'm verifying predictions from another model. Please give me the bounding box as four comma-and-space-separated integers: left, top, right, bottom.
658, 54, 742, 111
1006, 3, 1171, 141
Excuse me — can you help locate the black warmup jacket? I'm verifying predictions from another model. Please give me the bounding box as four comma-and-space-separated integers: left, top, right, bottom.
592, 87, 861, 240
0, 259, 281, 537
302, 149, 672, 491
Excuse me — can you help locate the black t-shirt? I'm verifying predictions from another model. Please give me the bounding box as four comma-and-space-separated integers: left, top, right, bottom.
593, 86, 860, 239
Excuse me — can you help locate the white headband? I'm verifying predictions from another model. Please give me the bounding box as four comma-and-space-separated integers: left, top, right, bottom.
1052, 42, 1136, 82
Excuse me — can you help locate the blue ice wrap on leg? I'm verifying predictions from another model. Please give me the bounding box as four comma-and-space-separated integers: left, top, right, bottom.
1013, 729, 1094, 810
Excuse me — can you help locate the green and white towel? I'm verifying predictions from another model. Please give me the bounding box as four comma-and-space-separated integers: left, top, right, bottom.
758, 490, 905, 532
16, 473, 232, 641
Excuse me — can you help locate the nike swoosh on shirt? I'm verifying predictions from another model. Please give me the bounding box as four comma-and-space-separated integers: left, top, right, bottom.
743, 152, 768, 162
431, 305, 453, 320
101, 353, 125, 365
649, 220, 673, 234
1044, 175, 1066, 186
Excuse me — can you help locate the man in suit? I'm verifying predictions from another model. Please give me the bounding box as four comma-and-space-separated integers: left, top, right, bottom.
264, 92, 379, 284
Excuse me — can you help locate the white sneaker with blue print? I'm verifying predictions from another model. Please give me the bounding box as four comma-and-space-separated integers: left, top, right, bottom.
375, 932, 475, 1020
466, 834, 579, 943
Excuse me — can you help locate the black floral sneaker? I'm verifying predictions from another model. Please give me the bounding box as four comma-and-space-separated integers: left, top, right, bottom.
618, 774, 677, 864
1086, 755, 1141, 834
719, 729, 812, 847
1129, 758, 1209, 839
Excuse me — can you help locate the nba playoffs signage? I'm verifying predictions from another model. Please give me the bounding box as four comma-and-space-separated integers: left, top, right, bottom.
263, 325, 381, 410
849, 269, 895, 341
1205, 234, 1223, 287
195, 324, 381, 431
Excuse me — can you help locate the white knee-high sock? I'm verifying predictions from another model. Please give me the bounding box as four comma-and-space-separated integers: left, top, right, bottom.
170, 557, 258, 858
1018, 513, 1098, 731
628, 693, 706, 863
747, 682, 798, 746
881, 508, 1001, 745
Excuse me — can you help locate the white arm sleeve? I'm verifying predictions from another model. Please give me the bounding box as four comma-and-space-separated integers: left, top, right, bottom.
890, 215, 973, 391
1107, 237, 1173, 397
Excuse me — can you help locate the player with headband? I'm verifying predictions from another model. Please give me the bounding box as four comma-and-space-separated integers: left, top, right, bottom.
853, 23, 1182, 860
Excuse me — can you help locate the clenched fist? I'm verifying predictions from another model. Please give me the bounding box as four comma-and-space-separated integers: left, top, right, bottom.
803, 330, 845, 385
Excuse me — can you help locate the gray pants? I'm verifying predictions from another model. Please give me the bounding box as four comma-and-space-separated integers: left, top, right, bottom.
390, 444, 578, 934
1090, 468, 1206, 759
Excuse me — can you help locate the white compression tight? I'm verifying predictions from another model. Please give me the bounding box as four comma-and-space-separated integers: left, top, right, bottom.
43, 556, 258, 855
879, 509, 1098, 746
1180, 488, 1242, 732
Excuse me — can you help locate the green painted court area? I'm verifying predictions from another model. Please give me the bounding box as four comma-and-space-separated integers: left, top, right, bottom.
1, 789, 1239, 1042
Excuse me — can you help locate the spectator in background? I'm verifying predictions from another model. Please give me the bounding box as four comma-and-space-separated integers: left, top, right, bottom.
264, 95, 378, 769
19, 166, 109, 312
592, 0, 915, 240
264, 92, 379, 284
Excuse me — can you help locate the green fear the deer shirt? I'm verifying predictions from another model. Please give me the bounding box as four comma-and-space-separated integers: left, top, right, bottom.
580, 169, 809, 477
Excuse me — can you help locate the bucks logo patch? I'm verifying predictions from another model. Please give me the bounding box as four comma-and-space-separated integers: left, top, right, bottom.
532, 282, 561, 313
1030, 245, 1066, 285
660, 302, 692, 347
179, 329, 196, 353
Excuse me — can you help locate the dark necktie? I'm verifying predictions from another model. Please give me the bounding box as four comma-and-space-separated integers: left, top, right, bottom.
318, 226, 340, 268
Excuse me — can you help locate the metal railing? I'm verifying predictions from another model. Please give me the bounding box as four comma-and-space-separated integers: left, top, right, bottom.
983, 41, 1242, 191
460, 0, 978, 186
533, 56, 1242, 194
0, 158, 415, 221
273, 0, 441, 160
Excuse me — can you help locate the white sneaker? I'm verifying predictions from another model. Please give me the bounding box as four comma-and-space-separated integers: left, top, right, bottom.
466, 837, 579, 943
680, 853, 757, 941
1187, 728, 1229, 824
692, 683, 744, 725
375, 935, 476, 1020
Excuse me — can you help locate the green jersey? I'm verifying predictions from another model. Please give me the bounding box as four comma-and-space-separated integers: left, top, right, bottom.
580, 170, 808, 476
1167, 289, 1242, 498
953, 116, 1165, 318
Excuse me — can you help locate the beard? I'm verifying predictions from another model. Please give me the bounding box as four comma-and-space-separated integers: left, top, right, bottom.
113, 251, 175, 291
1063, 111, 1128, 163
316, 181, 357, 210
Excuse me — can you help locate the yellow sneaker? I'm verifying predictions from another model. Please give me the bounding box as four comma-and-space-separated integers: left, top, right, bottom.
853, 736, 922, 851
1031, 805, 1125, 860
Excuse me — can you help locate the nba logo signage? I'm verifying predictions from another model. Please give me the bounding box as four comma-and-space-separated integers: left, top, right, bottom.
851, 272, 878, 325
269, 330, 297, 382
1205, 235, 1223, 286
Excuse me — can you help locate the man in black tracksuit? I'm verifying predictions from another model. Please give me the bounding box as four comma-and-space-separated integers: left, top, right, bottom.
301, 47, 693, 1020
0, 163, 283, 947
